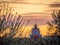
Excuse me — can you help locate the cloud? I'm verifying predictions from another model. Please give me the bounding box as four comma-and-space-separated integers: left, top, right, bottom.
21, 13, 51, 25
21, 12, 50, 16
0, 0, 44, 5
48, 3, 60, 7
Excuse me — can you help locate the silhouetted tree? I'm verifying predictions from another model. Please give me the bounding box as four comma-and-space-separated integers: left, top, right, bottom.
47, 10, 60, 45
9, 15, 22, 38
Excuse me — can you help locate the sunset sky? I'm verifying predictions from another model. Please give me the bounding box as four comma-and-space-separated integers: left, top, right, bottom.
0, 0, 60, 37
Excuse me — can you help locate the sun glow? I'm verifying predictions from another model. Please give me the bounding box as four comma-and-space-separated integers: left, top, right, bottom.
0, 0, 60, 38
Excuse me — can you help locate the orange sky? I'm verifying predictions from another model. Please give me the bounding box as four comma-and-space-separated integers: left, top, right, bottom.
0, 0, 60, 14
0, 0, 60, 38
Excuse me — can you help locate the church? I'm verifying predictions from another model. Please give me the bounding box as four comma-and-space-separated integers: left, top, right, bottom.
30, 24, 42, 40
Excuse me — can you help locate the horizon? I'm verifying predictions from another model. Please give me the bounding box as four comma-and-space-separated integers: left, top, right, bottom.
0, 0, 60, 38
